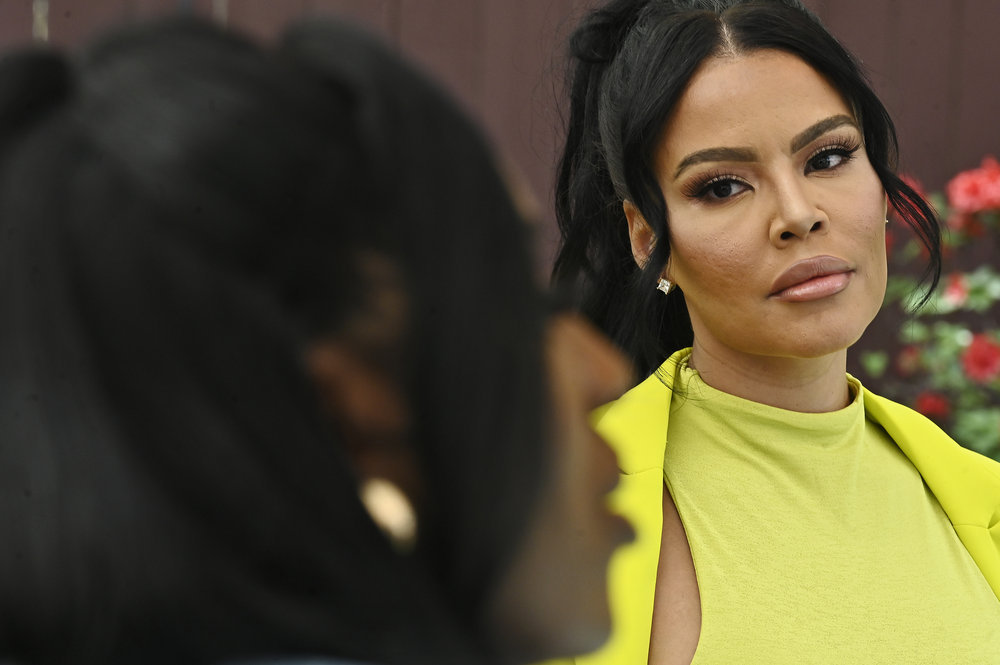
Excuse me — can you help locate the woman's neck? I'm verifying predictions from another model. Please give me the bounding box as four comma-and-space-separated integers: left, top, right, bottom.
687, 341, 851, 413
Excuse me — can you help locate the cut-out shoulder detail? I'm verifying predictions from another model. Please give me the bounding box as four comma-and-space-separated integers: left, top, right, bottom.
647, 486, 700, 665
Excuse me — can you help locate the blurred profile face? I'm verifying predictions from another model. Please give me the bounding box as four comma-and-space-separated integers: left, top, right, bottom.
485, 313, 633, 663
649, 49, 887, 365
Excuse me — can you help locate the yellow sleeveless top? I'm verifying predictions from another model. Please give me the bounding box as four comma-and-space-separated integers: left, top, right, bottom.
663, 359, 1000, 663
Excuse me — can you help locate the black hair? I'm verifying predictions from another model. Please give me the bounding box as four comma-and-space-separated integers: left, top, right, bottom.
552, 0, 942, 377
0, 17, 545, 665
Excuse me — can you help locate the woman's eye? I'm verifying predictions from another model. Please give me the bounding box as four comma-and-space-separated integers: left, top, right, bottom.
697, 178, 749, 201
807, 148, 852, 173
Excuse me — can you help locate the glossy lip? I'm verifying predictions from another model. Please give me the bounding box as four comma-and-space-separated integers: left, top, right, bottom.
769, 255, 853, 301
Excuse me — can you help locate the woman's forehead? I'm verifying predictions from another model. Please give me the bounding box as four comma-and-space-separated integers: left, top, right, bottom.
657, 50, 855, 169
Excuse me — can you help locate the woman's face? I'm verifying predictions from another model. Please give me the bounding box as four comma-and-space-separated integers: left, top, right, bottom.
486, 314, 633, 663
650, 49, 887, 365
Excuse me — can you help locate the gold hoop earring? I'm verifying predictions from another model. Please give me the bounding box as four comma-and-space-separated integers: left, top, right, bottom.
359, 477, 417, 553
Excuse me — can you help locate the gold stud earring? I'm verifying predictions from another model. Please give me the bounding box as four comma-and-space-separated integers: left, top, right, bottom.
656, 278, 675, 295
359, 477, 417, 553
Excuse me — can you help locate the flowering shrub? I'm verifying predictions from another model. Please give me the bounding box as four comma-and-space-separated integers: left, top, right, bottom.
947, 157, 1000, 215
857, 157, 1000, 462
963, 333, 1000, 383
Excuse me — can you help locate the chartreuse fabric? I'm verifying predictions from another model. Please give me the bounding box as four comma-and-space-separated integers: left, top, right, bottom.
541, 349, 1000, 665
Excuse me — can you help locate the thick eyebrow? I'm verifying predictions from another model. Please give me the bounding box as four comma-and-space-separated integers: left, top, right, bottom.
790, 114, 857, 153
673, 147, 758, 180
672, 114, 859, 181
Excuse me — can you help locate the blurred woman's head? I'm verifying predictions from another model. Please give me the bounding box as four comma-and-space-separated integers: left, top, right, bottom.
553, 0, 942, 376
0, 18, 627, 665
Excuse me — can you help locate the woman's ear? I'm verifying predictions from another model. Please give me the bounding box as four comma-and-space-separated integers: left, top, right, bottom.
306, 341, 422, 550
305, 341, 419, 492
623, 200, 655, 268
306, 341, 409, 443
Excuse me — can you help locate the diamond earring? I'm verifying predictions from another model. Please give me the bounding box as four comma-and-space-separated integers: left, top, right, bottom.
656, 278, 675, 295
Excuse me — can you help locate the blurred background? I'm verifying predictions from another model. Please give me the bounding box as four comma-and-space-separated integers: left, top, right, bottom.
5, 1, 999, 245
3, 0, 999, 458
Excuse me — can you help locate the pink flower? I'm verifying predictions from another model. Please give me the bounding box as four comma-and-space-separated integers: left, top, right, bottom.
946, 156, 1000, 214
962, 334, 1000, 383
914, 391, 951, 420
942, 273, 969, 307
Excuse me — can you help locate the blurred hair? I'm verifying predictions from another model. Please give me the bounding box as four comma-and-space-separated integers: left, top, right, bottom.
0, 18, 545, 665
552, 0, 942, 377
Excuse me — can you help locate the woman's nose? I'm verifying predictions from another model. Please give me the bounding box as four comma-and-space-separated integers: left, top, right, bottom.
768, 175, 827, 245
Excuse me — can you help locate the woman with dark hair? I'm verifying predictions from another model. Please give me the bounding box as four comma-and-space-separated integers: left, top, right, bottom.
549, 1, 1000, 663
0, 17, 633, 665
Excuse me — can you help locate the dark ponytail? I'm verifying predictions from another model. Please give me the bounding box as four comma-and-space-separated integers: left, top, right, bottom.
553, 0, 716, 376
553, 0, 941, 378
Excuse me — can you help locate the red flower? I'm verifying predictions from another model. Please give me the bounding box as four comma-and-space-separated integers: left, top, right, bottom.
961, 334, 1000, 383
895, 345, 922, 377
946, 156, 1000, 214
942, 273, 969, 307
914, 391, 951, 420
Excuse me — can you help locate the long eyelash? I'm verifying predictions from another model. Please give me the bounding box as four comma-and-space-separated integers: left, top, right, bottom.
809, 135, 863, 162
681, 136, 862, 199
682, 171, 743, 199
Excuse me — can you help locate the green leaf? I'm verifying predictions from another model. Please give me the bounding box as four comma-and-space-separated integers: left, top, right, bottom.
928, 191, 949, 216
884, 275, 920, 307
859, 351, 889, 379
952, 409, 1000, 457
899, 320, 930, 344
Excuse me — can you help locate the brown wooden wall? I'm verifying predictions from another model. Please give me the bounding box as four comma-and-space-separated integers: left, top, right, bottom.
1, 0, 998, 260
811, 0, 1000, 192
